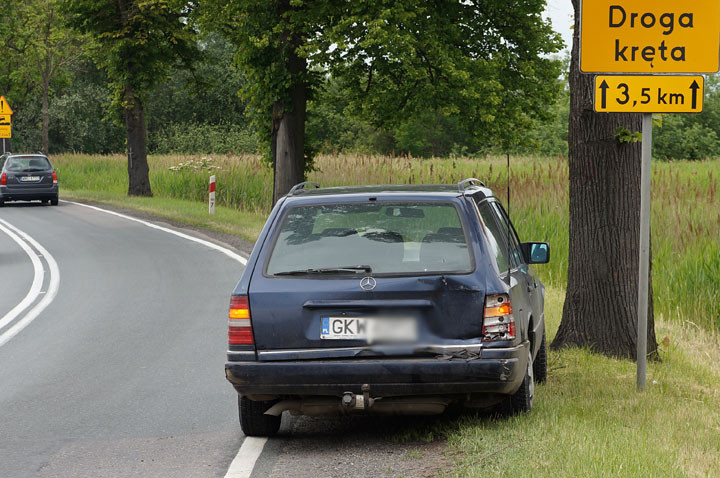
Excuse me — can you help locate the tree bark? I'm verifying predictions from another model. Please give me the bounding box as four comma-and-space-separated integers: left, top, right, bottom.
123, 86, 152, 196
271, 0, 307, 205
551, 0, 657, 360
41, 81, 49, 155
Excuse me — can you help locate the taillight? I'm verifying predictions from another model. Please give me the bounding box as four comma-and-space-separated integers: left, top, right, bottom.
482, 293, 516, 342
52, 171, 57, 185
228, 295, 254, 345
1, 173, 6, 186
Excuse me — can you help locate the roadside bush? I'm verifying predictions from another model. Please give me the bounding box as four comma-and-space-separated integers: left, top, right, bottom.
150, 123, 258, 155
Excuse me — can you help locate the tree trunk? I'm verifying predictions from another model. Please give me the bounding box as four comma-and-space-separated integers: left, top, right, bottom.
123, 87, 152, 197
271, 0, 307, 205
551, 0, 657, 360
41, 82, 49, 155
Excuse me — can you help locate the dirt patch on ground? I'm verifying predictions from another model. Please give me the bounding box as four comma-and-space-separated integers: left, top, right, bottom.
253, 415, 456, 478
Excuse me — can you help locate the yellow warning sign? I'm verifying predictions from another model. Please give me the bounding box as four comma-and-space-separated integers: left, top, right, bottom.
0, 96, 13, 115
594, 75, 704, 113
580, 0, 720, 73
0, 96, 13, 138
0, 115, 10, 139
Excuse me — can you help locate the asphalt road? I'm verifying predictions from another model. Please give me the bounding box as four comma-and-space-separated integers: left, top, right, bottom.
0, 201, 451, 478
0, 202, 245, 477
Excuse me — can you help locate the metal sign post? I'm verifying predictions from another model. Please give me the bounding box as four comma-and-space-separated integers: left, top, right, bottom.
637, 114, 652, 390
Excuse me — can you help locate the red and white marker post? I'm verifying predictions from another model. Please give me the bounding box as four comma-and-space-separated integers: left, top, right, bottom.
209, 175, 216, 215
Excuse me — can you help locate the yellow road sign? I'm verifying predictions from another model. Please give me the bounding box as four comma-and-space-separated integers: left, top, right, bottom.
594, 75, 704, 113
0, 114, 10, 139
580, 0, 720, 73
0, 96, 13, 115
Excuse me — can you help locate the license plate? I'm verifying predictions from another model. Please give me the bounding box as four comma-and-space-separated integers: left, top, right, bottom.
20, 176, 41, 182
321, 316, 418, 343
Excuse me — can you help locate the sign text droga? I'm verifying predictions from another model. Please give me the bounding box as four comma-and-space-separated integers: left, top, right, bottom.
609, 6, 692, 64
580, 0, 720, 74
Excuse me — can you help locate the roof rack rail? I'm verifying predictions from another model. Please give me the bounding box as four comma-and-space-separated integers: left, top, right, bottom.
287, 181, 320, 196
457, 178, 486, 193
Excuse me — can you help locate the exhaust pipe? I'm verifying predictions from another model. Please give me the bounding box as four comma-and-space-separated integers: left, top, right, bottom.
263, 395, 449, 417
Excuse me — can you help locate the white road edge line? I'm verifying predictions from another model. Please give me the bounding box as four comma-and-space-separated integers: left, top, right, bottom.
60, 200, 248, 265
60, 200, 263, 476
224, 437, 268, 478
0, 221, 44, 332
0, 218, 60, 348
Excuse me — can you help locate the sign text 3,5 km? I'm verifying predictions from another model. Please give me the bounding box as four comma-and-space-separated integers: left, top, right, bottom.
594, 76, 703, 113
580, 0, 720, 73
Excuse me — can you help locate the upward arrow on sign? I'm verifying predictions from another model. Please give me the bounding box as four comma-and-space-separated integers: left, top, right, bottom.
0, 96, 13, 115
690, 80, 700, 109
599, 80, 610, 109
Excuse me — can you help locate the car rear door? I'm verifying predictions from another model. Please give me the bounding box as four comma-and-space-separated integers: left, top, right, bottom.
4, 156, 53, 190
472, 198, 534, 341
247, 198, 491, 359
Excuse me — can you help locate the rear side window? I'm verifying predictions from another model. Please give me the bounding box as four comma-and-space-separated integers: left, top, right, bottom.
266, 202, 473, 275
5, 156, 51, 172
476, 202, 511, 273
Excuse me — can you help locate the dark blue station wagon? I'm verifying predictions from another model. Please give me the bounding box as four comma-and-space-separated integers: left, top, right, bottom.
226, 179, 550, 436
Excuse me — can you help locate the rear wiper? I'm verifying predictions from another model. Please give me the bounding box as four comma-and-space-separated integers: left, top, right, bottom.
274, 265, 373, 276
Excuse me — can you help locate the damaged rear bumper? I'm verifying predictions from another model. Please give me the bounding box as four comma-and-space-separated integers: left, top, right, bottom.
226, 342, 529, 397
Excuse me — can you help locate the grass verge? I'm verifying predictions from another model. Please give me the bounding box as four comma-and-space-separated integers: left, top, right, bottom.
61, 189, 266, 243
391, 286, 720, 477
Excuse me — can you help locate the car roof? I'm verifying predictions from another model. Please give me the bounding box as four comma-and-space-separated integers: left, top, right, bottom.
286, 184, 496, 202
6, 154, 49, 159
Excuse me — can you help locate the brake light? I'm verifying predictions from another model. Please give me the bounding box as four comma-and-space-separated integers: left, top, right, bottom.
482, 293, 516, 342
52, 171, 57, 185
228, 295, 254, 345
1, 173, 5, 185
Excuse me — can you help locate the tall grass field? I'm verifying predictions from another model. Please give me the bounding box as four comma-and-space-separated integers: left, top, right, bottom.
53, 152, 720, 332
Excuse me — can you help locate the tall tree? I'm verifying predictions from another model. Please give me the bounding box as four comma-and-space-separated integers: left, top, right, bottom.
551, 0, 657, 359
204, 0, 563, 203
63, 0, 198, 196
1, 0, 84, 153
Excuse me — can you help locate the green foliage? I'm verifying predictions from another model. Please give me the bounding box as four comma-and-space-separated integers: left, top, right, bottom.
144, 34, 249, 134
614, 126, 642, 144
202, 0, 564, 166
152, 123, 258, 155
62, 0, 199, 111
47, 62, 126, 153
654, 116, 720, 160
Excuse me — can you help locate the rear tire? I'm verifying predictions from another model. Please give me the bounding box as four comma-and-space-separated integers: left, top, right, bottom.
239, 396, 281, 437
533, 331, 547, 384
0, 198, 4, 207
50, 196, 58, 206
508, 349, 534, 414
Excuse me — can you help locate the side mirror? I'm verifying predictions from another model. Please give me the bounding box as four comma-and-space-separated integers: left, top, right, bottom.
521, 242, 550, 264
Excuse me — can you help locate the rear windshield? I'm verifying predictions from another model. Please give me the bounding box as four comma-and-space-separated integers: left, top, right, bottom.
5, 156, 51, 172
266, 202, 473, 276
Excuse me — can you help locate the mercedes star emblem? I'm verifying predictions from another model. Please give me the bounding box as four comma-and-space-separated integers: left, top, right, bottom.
360, 276, 377, 291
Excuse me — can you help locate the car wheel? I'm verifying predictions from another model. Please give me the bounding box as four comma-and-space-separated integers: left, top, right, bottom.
509, 348, 534, 414
0, 198, 4, 207
239, 396, 281, 437
50, 196, 59, 206
533, 330, 547, 384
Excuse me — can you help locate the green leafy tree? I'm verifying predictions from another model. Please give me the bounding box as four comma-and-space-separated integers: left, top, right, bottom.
62, 0, 198, 196
203, 0, 563, 203
0, 0, 84, 154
